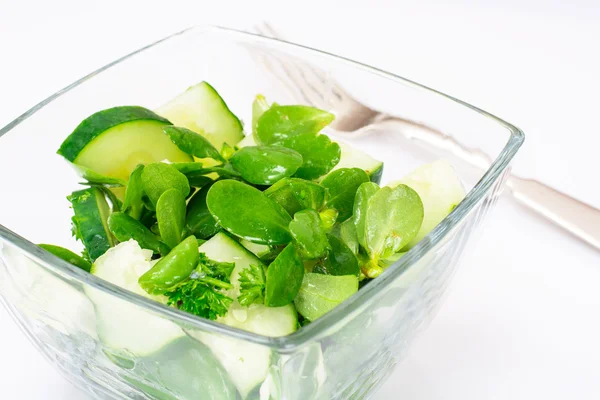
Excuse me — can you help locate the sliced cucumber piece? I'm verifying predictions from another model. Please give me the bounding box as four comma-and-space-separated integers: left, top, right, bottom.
155, 82, 244, 150
59, 106, 192, 186
69, 187, 116, 261
189, 233, 297, 399
0, 244, 97, 338
239, 239, 277, 261
391, 160, 466, 248
124, 337, 237, 400
86, 240, 184, 357
325, 141, 384, 183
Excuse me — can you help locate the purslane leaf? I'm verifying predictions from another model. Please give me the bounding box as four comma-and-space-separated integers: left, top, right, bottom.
265, 244, 304, 307
280, 133, 341, 180
229, 146, 303, 185
321, 168, 369, 222
163, 126, 225, 162
255, 105, 340, 179
264, 178, 326, 216
352, 182, 380, 249
313, 234, 359, 277
141, 162, 190, 206
156, 188, 187, 249
122, 164, 145, 219
255, 105, 334, 145
108, 212, 170, 256
289, 209, 330, 260
186, 183, 220, 239
365, 184, 424, 261
206, 180, 292, 245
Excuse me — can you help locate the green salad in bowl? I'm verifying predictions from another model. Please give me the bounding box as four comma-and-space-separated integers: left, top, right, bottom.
37, 80, 464, 398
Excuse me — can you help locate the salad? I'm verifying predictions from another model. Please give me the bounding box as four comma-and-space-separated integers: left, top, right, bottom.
38, 81, 465, 398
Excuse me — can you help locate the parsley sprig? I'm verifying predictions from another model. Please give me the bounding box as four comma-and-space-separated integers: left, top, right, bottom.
164, 252, 235, 320
237, 264, 266, 307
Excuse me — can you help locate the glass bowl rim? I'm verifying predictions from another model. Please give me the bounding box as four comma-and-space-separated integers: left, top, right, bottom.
0, 25, 524, 352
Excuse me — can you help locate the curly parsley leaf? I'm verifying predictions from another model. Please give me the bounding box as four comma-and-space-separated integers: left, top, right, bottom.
197, 253, 235, 282
237, 264, 266, 307
166, 279, 233, 320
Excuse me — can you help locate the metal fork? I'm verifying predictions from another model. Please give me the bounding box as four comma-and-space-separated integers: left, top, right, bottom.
251, 22, 600, 251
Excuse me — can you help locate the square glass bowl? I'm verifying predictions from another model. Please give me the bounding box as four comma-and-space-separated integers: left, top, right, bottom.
0, 26, 523, 400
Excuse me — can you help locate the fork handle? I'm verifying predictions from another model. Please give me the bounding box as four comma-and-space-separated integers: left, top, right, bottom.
506, 176, 600, 250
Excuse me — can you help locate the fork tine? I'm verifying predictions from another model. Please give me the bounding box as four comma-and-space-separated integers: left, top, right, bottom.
255, 22, 346, 103
251, 22, 327, 106
258, 21, 281, 39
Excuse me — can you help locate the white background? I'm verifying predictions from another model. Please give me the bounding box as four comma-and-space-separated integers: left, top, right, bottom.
1, 1, 600, 398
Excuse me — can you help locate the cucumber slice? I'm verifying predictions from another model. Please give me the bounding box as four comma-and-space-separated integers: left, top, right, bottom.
325, 141, 384, 183
69, 187, 116, 261
189, 233, 297, 399
155, 82, 244, 150
391, 160, 466, 248
86, 240, 184, 357
123, 337, 237, 400
59, 106, 192, 185
0, 244, 97, 338
238, 239, 280, 261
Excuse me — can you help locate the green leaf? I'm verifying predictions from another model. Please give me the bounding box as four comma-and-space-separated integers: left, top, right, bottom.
186, 184, 220, 239
171, 162, 241, 180
255, 105, 334, 145
122, 164, 145, 219
139, 235, 199, 294
281, 133, 341, 180
165, 279, 232, 320
365, 184, 424, 260
252, 94, 270, 134
319, 208, 338, 232
321, 168, 369, 222
229, 146, 303, 185
220, 143, 235, 161
313, 234, 359, 276
163, 126, 225, 162
187, 175, 214, 189
38, 244, 92, 272
108, 212, 170, 256
352, 182, 380, 249
156, 188, 187, 249
141, 163, 190, 206
265, 244, 304, 307
289, 209, 330, 259
237, 264, 266, 307
294, 273, 358, 321
264, 178, 326, 216
206, 180, 292, 245
255, 105, 340, 179
71, 163, 126, 187
196, 253, 235, 283
339, 218, 359, 255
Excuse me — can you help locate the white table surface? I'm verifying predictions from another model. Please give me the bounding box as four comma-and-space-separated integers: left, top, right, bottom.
1, 1, 599, 399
